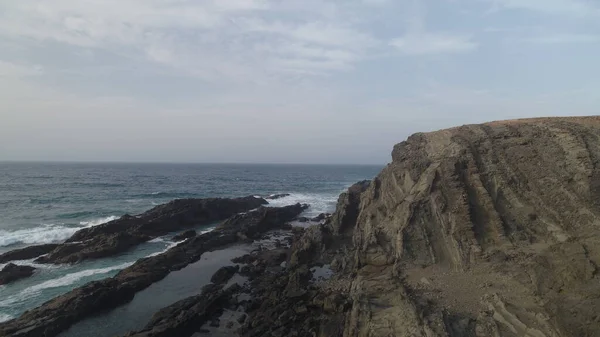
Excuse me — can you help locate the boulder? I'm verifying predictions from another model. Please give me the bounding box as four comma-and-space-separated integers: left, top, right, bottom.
172, 230, 196, 242
0, 263, 36, 285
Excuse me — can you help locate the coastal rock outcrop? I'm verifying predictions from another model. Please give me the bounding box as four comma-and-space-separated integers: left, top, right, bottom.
239, 117, 600, 337
172, 230, 197, 242
0, 263, 36, 285
0, 244, 59, 264
0, 203, 306, 337
31, 196, 267, 264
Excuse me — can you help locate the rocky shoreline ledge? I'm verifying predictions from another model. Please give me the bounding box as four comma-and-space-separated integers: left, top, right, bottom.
3, 117, 600, 337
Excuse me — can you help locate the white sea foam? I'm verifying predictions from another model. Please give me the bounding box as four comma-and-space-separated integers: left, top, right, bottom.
146, 242, 178, 257
79, 216, 118, 227
0, 313, 13, 323
265, 193, 339, 217
0, 262, 132, 308
0, 216, 118, 247
148, 237, 167, 244
0, 258, 63, 271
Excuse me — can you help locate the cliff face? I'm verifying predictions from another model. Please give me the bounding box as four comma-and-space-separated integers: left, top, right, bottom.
333, 117, 600, 337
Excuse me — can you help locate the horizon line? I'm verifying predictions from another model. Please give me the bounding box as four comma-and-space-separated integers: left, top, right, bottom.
0, 160, 385, 166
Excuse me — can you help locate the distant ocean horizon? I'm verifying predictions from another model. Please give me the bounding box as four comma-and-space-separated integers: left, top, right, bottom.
0, 162, 381, 323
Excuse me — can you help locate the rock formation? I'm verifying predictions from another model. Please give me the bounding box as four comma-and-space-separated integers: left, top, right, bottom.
0, 203, 306, 337
0, 244, 59, 264
238, 117, 600, 337
4, 116, 600, 337
30, 196, 267, 264
0, 263, 36, 285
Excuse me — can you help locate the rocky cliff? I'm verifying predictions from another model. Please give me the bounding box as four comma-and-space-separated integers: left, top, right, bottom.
239, 116, 600, 337
343, 116, 600, 337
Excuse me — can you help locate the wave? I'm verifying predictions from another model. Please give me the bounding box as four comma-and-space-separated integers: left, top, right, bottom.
265, 193, 339, 217
0, 216, 119, 247
0, 262, 133, 308
0, 313, 13, 323
79, 216, 118, 227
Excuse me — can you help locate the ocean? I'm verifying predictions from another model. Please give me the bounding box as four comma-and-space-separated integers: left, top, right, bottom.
0, 162, 381, 324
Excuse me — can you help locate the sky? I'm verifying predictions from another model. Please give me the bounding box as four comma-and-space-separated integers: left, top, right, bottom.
1, 0, 599, 164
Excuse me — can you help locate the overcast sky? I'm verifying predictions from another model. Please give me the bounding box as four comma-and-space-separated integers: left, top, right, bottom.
1, 0, 599, 164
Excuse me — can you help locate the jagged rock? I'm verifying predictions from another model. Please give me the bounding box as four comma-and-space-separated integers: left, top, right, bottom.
0, 204, 306, 337
172, 230, 196, 242
0, 244, 60, 264
0, 263, 35, 285
28, 196, 267, 264
296, 217, 309, 223
211, 266, 239, 284
240, 117, 600, 337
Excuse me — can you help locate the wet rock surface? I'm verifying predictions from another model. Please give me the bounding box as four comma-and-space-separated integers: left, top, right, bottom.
0, 244, 60, 264
0, 263, 36, 285
0, 203, 306, 337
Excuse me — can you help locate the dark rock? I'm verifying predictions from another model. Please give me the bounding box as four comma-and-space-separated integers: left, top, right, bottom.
296, 217, 309, 223
237, 314, 247, 324
0, 244, 60, 264
172, 230, 196, 242
226, 321, 234, 329
211, 266, 239, 284
31, 196, 267, 264
265, 194, 290, 200
35, 232, 150, 264
209, 319, 220, 328
0, 203, 306, 337
0, 263, 36, 285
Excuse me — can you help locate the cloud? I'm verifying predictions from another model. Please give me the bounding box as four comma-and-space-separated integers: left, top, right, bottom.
0, 0, 382, 82
521, 34, 600, 44
389, 33, 477, 55
490, 0, 599, 17
0, 61, 43, 78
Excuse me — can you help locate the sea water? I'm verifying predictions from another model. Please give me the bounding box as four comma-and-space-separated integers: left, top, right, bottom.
0, 163, 380, 322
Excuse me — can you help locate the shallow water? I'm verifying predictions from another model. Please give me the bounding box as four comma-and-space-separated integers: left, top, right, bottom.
59, 245, 252, 337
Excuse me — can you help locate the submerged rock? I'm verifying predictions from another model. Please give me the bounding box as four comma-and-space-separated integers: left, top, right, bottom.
0, 263, 36, 285
0, 244, 59, 264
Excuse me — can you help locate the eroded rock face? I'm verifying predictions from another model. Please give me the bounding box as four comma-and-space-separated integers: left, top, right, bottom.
0, 204, 306, 337
0, 263, 36, 285
317, 117, 600, 337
